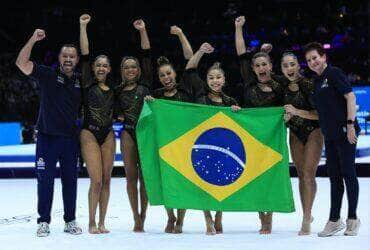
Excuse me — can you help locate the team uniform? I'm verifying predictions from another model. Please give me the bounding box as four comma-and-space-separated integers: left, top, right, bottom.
80, 55, 114, 145
182, 68, 237, 106
238, 52, 285, 108
182, 65, 237, 234
235, 51, 286, 233
153, 80, 193, 102
29, 63, 81, 225
114, 49, 152, 141
312, 65, 360, 222
283, 77, 320, 144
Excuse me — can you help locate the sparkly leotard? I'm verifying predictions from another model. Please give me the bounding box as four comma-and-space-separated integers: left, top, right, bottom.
283, 77, 320, 144
238, 52, 285, 107
114, 49, 152, 141
81, 55, 114, 145
183, 68, 238, 107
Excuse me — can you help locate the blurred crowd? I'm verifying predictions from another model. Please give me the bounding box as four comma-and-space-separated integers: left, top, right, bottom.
0, 0, 368, 142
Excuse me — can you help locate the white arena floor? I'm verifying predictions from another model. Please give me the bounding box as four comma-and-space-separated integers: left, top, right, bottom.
0, 178, 369, 250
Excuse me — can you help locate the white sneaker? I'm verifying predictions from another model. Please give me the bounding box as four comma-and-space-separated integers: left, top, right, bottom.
37, 222, 50, 237
64, 220, 82, 235
344, 219, 360, 236
318, 219, 345, 237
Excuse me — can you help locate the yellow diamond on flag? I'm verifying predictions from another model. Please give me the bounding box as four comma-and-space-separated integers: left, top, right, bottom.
159, 111, 283, 201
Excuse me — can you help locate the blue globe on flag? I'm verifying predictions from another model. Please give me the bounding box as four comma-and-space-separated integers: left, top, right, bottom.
191, 127, 246, 186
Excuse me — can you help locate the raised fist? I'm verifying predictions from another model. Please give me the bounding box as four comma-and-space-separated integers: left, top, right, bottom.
133, 19, 146, 31
235, 16, 245, 28
199, 43, 214, 54
170, 25, 182, 36
80, 14, 91, 25
261, 43, 273, 54
32, 29, 46, 42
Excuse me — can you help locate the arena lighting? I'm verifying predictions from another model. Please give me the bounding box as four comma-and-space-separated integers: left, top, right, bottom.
323, 43, 331, 49
249, 39, 260, 47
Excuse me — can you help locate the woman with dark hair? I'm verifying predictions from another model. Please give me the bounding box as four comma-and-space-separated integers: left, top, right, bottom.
185, 42, 240, 235
304, 42, 360, 237
280, 51, 324, 235
152, 25, 194, 103
79, 14, 115, 234
145, 25, 194, 234
114, 19, 152, 232
234, 15, 286, 234
146, 24, 200, 233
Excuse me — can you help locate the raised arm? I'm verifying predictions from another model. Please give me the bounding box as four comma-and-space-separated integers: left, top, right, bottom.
15, 29, 46, 75
185, 43, 214, 70
170, 25, 193, 60
184, 43, 214, 98
79, 14, 92, 87
133, 19, 152, 87
234, 16, 246, 56
133, 19, 150, 50
234, 16, 256, 84
79, 14, 91, 56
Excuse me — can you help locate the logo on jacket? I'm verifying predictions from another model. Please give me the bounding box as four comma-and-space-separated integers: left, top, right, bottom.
74, 79, 81, 88
57, 76, 65, 84
321, 79, 328, 88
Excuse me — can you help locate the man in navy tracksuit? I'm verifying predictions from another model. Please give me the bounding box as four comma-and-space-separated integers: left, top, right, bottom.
16, 29, 82, 237
304, 42, 361, 237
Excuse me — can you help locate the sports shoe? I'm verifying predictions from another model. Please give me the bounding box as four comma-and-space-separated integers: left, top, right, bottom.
64, 220, 82, 235
318, 219, 345, 237
37, 222, 50, 237
344, 218, 360, 236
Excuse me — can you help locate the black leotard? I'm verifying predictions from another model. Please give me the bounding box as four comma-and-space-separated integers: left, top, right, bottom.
153, 80, 193, 102
81, 55, 114, 145
114, 49, 152, 141
283, 77, 320, 144
238, 52, 285, 107
183, 68, 238, 107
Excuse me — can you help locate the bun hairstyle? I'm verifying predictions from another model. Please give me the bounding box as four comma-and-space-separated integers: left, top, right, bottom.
157, 56, 174, 71
157, 56, 170, 66
207, 61, 225, 75
281, 51, 298, 63
252, 52, 271, 65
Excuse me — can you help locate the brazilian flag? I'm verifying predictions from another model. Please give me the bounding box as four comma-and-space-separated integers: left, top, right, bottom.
136, 99, 294, 212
